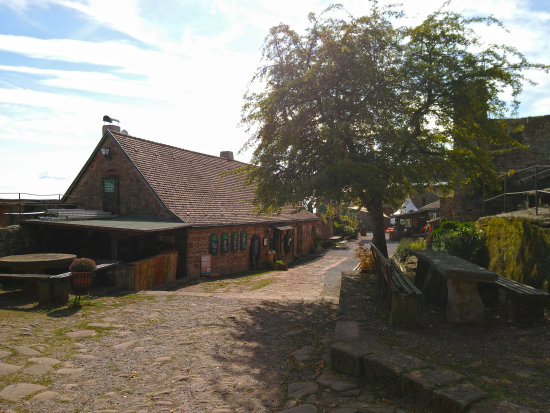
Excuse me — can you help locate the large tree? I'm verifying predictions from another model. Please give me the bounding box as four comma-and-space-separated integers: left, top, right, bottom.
239, 4, 548, 256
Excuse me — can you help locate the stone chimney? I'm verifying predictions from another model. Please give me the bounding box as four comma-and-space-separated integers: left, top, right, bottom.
102, 115, 120, 136
220, 151, 234, 160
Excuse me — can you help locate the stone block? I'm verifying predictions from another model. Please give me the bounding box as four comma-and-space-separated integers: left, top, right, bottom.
446, 279, 486, 325
432, 383, 489, 412
402, 368, 466, 407
334, 321, 359, 342
389, 294, 418, 327
37, 280, 52, 305
52, 278, 70, 305
330, 342, 387, 377
468, 400, 540, 413
287, 382, 318, 398
364, 350, 429, 396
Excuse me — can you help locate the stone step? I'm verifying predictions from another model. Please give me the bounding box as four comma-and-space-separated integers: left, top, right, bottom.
330, 342, 387, 377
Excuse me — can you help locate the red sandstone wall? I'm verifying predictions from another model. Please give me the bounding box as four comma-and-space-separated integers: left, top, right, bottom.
64, 136, 172, 218
186, 221, 319, 277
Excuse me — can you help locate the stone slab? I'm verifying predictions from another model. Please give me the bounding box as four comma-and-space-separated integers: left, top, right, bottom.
22, 364, 53, 375
287, 382, 318, 398
12, 345, 40, 356
334, 321, 359, 342
330, 380, 358, 392
113, 341, 135, 350
32, 391, 59, 401
432, 383, 489, 413
0, 383, 46, 401
72, 354, 98, 360
28, 357, 61, 366
65, 330, 97, 338
292, 345, 315, 361
468, 400, 541, 413
331, 342, 387, 377
155, 357, 172, 362
332, 409, 358, 413
281, 405, 317, 413
0, 362, 22, 375
364, 350, 429, 396
402, 368, 466, 407
56, 368, 84, 375
88, 323, 111, 328
0, 350, 11, 359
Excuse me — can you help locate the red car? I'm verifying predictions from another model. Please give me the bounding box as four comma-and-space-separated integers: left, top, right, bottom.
384, 227, 395, 233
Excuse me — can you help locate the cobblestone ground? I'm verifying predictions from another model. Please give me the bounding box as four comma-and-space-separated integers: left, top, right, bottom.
0, 235, 402, 413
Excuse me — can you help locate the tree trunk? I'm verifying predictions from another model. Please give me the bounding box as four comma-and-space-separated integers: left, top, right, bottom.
366, 199, 388, 257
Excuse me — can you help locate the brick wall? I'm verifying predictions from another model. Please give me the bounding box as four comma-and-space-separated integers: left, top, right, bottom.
64, 136, 172, 218
186, 221, 319, 277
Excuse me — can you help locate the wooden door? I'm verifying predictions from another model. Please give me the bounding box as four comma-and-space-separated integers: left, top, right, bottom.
102, 176, 119, 214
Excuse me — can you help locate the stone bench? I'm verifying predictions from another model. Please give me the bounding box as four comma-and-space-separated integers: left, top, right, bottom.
410, 249, 498, 325
371, 244, 422, 326
495, 275, 549, 321
0, 273, 72, 305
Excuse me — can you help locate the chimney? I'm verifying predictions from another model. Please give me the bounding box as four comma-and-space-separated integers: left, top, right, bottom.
220, 151, 234, 160
102, 115, 121, 136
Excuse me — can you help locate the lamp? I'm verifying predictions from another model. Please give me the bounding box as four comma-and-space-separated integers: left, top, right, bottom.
100, 147, 110, 157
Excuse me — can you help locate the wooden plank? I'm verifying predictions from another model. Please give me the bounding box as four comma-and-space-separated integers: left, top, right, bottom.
496, 275, 549, 298
153, 256, 164, 288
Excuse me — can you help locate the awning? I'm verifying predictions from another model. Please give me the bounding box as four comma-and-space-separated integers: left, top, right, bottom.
24, 216, 189, 233
273, 225, 294, 231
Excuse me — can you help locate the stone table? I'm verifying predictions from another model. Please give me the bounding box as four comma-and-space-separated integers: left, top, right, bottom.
410, 249, 498, 325
0, 253, 76, 273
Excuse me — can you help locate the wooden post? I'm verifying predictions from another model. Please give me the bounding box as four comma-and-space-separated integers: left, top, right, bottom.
111, 234, 118, 260
535, 166, 539, 216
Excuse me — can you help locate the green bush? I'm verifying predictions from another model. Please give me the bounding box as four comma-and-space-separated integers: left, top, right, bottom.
342, 225, 356, 238
394, 238, 426, 262
431, 220, 487, 267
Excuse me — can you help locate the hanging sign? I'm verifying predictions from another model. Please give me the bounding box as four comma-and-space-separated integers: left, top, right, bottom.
240, 230, 248, 250
250, 234, 261, 270
221, 233, 229, 254
201, 254, 211, 275
104, 179, 115, 193
231, 231, 239, 252
284, 231, 293, 254
209, 234, 219, 255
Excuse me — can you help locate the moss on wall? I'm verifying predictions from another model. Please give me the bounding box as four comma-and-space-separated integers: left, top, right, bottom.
477, 216, 550, 291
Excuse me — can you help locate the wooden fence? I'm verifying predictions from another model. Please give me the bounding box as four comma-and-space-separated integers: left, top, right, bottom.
129, 250, 178, 291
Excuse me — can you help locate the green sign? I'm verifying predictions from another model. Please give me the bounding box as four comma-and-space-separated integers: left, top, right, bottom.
231, 232, 239, 252
209, 234, 219, 255
221, 233, 229, 254
240, 230, 248, 250
104, 179, 115, 193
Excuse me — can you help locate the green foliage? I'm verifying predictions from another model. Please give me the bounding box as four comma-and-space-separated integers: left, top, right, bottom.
431, 221, 487, 267
342, 225, 356, 238
265, 260, 275, 269
394, 238, 427, 262
478, 217, 549, 291
275, 260, 284, 265
354, 243, 375, 270
239, 3, 548, 257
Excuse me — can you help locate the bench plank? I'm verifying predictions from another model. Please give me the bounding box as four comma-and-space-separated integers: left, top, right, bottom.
0, 274, 52, 280
390, 260, 422, 298
495, 275, 549, 299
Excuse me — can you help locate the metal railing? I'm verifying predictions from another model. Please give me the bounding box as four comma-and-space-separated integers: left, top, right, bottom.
0, 193, 64, 221
483, 165, 550, 216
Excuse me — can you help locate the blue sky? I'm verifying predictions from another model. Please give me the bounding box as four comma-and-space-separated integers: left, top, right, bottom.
0, 0, 549, 198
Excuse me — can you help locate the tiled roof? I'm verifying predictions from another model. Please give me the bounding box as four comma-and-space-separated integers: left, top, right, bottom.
418, 200, 440, 211
110, 132, 318, 226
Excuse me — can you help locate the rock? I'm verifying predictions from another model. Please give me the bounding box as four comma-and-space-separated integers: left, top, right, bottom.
88, 323, 111, 328
172, 375, 189, 382
288, 382, 319, 398
364, 350, 428, 397
292, 345, 315, 361
432, 383, 489, 413
22, 364, 53, 375
330, 380, 358, 392
331, 342, 387, 377
32, 391, 59, 401
0, 362, 22, 375
284, 329, 305, 337
469, 400, 541, 413
133, 347, 145, 352
155, 357, 172, 362
402, 368, 466, 407
285, 400, 297, 408
28, 357, 61, 366
12, 345, 40, 356
103, 317, 118, 322
340, 389, 361, 397
113, 341, 135, 350
65, 330, 97, 338
305, 394, 317, 403
58, 396, 73, 402
74, 343, 87, 348
0, 350, 12, 359
280, 405, 317, 413
56, 368, 84, 375
212, 409, 233, 413
0, 383, 46, 400
155, 401, 173, 405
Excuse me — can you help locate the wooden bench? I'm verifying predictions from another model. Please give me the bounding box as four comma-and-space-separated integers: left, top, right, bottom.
0, 272, 72, 305
495, 275, 549, 321
410, 249, 498, 325
371, 244, 422, 326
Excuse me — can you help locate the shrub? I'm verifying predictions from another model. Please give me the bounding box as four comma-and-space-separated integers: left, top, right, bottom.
354, 243, 375, 270
394, 238, 427, 262
342, 225, 356, 238
431, 220, 487, 267
275, 260, 284, 265
69, 258, 97, 272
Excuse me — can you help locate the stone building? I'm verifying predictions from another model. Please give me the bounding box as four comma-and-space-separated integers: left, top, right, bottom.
26, 128, 320, 280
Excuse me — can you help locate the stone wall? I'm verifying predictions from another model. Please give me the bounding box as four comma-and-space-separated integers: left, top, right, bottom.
0, 225, 40, 258
186, 221, 320, 277
64, 135, 172, 218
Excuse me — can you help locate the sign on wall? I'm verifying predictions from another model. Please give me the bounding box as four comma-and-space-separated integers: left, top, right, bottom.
201, 254, 211, 275
209, 234, 219, 255
221, 233, 229, 254
240, 230, 248, 250
231, 232, 239, 252
104, 179, 115, 193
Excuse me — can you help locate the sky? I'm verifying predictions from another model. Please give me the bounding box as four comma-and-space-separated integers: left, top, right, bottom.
0, 0, 549, 199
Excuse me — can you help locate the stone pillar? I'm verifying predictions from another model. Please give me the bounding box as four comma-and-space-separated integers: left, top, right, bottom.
446, 279, 486, 325
52, 279, 71, 305
37, 280, 52, 304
